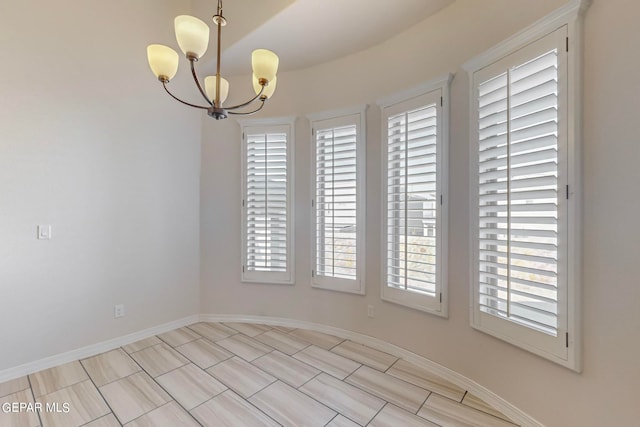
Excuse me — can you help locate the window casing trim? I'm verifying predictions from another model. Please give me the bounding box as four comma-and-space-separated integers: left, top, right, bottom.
464, 0, 588, 372
239, 117, 296, 285
378, 73, 453, 317
308, 105, 368, 295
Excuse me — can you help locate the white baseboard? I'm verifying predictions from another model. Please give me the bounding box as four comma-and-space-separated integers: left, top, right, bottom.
200, 313, 543, 427
0, 314, 199, 384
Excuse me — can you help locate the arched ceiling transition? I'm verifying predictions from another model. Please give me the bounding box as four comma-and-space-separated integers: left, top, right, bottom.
191, 0, 454, 76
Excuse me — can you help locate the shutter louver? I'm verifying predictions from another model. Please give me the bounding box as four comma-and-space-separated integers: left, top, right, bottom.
386, 104, 438, 296
477, 49, 559, 336
246, 132, 288, 273
315, 125, 358, 280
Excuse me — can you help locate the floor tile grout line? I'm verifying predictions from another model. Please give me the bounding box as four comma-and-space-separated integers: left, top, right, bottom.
78, 413, 119, 427
203, 358, 276, 400
26, 374, 45, 427
183, 363, 285, 427
172, 346, 234, 371
222, 322, 273, 337
249, 351, 321, 388
295, 374, 384, 427
175, 335, 238, 364
292, 369, 324, 391
284, 329, 346, 350
225, 389, 286, 427
415, 391, 433, 415
341, 365, 433, 415
123, 400, 175, 426
308, 340, 450, 405
124, 399, 201, 427
129, 341, 191, 359
351, 364, 434, 396
302, 340, 395, 374
215, 333, 278, 357
242, 375, 278, 400
147, 358, 191, 380
196, 333, 240, 347
129, 343, 193, 379
418, 392, 520, 426
125, 348, 205, 427
329, 337, 394, 365
121, 337, 162, 355
364, 401, 389, 427
323, 413, 340, 427
252, 335, 313, 355
457, 390, 518, 423
156, 328, 202, 349
291, 349, 362, 381
251, 379, 341, 425
78, 358, 125, 426
186, 322, 241, 342
29, 370, 88, 401
328, 338, 347, 351
186, 388, 286, 427
0, 382, 29, 400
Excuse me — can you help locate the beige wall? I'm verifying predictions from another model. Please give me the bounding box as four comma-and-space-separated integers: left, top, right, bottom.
200, 1, 640, 425
0, 0, 201, 370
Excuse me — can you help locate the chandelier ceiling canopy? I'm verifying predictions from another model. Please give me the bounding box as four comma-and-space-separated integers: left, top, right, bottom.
146, 0, 279, 120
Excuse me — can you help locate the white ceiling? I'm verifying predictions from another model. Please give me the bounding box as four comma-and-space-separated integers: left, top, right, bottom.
192, 0, 454, 76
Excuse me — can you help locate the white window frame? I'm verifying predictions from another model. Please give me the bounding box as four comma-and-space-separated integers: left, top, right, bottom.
378, 74, 452, 317
463, 0, 589, 371
239, 117, 296, 285
308, 105, 367, 295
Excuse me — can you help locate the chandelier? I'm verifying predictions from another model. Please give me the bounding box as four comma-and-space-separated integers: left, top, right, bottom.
146, 0, 279, 120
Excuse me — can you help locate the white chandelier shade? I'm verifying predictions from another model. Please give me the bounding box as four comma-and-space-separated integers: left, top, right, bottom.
146, 0, 279, 120
252, 49, 279, 83
205, 76, 230, 104
174, 15, 210, 59
147, 44, 179, 81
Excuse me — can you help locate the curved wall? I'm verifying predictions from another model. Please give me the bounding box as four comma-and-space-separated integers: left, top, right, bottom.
200, 1, 640, 425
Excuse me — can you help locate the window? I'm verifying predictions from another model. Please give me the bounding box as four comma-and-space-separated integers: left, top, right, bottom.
309, 106, 367, 294
240, 119, 295, 284
378, 75, 452, 316
464, 0, 587, 370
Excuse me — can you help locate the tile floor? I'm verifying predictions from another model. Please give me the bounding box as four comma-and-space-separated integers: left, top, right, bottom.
0, 322, 519, 427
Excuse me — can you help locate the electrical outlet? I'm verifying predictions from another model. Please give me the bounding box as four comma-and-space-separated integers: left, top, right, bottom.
114, 304, 125, 318
367, 305, 374, 318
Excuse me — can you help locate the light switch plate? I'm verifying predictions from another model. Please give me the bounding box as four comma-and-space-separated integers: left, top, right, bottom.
37, 225, 52, 240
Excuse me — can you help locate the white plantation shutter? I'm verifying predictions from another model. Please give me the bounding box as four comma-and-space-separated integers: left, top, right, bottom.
477, 48, 561, 336
310, 109, 366, 294
315, 126, 357, 278
387, 105, 438, 295
466, 21, 583, 368
242, 122, 293, 284
379, 76, 450, 316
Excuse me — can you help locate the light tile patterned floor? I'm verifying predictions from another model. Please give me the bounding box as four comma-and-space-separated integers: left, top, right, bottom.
0, 322, 519, 426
